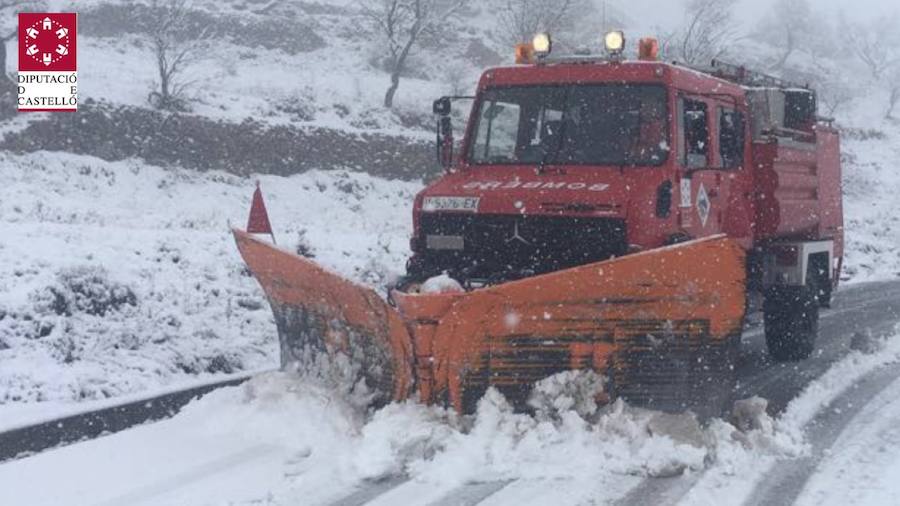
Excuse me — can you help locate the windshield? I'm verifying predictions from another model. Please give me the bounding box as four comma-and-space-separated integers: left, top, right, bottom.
467, 84, 669, 166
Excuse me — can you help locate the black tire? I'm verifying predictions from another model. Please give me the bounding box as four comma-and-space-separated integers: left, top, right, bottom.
764, 276, 819, 362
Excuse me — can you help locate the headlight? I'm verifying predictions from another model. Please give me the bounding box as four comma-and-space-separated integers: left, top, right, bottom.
532, 32, 552, 57
604, 30, 625, 55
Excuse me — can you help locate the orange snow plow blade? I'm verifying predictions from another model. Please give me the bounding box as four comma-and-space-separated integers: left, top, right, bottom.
235, 230, 746, 415
233, 229, 414, 406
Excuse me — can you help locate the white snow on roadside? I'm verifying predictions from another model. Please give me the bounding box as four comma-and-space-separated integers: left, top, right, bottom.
681, 328, 900, 506
0, 369, 788, 506
0, 369, 261, 433
1, 328, 898, 506
795, 375, 900, 506
0, 151, 419, 413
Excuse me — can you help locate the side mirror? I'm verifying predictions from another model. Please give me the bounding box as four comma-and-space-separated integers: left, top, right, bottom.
431, 95, 474, 170
436, 115, 454, 169
433, 97, 451, 116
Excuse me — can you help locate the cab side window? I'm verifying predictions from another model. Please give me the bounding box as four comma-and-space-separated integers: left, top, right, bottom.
719, 108, 745, 169
679, 98, 709, 168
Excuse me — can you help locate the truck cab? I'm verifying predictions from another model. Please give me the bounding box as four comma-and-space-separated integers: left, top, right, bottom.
410, 39, 839, 276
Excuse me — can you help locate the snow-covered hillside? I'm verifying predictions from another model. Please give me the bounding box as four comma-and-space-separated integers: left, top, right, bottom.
24, 0, 507, 136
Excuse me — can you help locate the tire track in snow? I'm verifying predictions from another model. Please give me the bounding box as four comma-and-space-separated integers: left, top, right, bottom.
428, 479, 515, 506
91, 444, 278, 506
793, 378, 900, 506
743, 365, 900, 506
326, 475, 411, 506
614, 474, 701, 506
616, 280, 900, 506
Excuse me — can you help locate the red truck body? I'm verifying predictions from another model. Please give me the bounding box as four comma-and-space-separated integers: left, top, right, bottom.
410, 60, 843, 287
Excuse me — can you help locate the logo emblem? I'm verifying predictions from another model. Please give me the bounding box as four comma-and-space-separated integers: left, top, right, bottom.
696, 183, 711, 227
18, 13, 77, 112
506, 221, 531, 245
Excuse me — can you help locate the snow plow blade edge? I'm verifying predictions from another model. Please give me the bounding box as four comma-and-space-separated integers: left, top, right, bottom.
235, 230, 746, 415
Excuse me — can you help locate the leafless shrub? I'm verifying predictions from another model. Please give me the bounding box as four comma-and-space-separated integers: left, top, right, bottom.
362, 0, 469, 108
144, 0, 214, 111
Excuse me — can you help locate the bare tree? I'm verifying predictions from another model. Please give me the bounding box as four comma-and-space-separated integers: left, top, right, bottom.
144, 0, 212, 111
842, 15, 900, 80
497, 0, 585, 46
668, 0, 738, 65
363, 0, 469, 109
817, 73, 854, 117
755, 0, 829, 72
496, 0, 626, 53
887, 82, 900, 120
884, 63, 900, 119
840, 15, 900, 118
0, 1, 44, 84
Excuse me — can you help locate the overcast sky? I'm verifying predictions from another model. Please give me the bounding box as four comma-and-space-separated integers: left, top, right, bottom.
619, 0, 898, 31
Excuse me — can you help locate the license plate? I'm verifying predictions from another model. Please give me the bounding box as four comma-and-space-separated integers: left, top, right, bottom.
423, 196, 480, 212
426, 235, 464, 250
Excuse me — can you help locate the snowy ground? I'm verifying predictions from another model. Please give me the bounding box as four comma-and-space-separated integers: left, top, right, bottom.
0, 151, 418, 421
1, 329, 898, 506
795, 377, 900, 506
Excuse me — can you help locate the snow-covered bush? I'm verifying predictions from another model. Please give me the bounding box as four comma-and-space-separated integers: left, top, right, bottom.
31, 266, 137, 318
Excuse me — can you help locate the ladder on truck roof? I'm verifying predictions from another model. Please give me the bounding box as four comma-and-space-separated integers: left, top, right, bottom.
694, 59, 810, 91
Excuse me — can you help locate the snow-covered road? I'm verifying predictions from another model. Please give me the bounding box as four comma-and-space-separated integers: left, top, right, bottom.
1, 281, 898, 506
796, 375, 900, 506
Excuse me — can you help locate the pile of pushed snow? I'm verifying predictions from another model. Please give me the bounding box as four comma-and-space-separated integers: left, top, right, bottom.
0, 151, 419, 408
177, 371, 799, 504
419, 274, 464, 294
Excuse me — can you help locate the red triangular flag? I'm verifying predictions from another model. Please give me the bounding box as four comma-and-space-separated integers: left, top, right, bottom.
247, 182, 274, 239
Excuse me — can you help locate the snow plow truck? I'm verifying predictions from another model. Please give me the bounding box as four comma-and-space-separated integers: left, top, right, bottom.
234, 32, 843, 417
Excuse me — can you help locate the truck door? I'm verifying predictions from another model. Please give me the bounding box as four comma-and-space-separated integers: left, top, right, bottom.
716, 105, 754, 247
676, 96, 723, 238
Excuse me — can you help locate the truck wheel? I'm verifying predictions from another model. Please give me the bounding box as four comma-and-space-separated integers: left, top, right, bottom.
810, 255, 832, 308
763, 278, 819, 362
818, 278, 833, 308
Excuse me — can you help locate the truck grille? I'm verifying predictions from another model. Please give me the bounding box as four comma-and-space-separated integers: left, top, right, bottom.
413, 214, 627, 282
